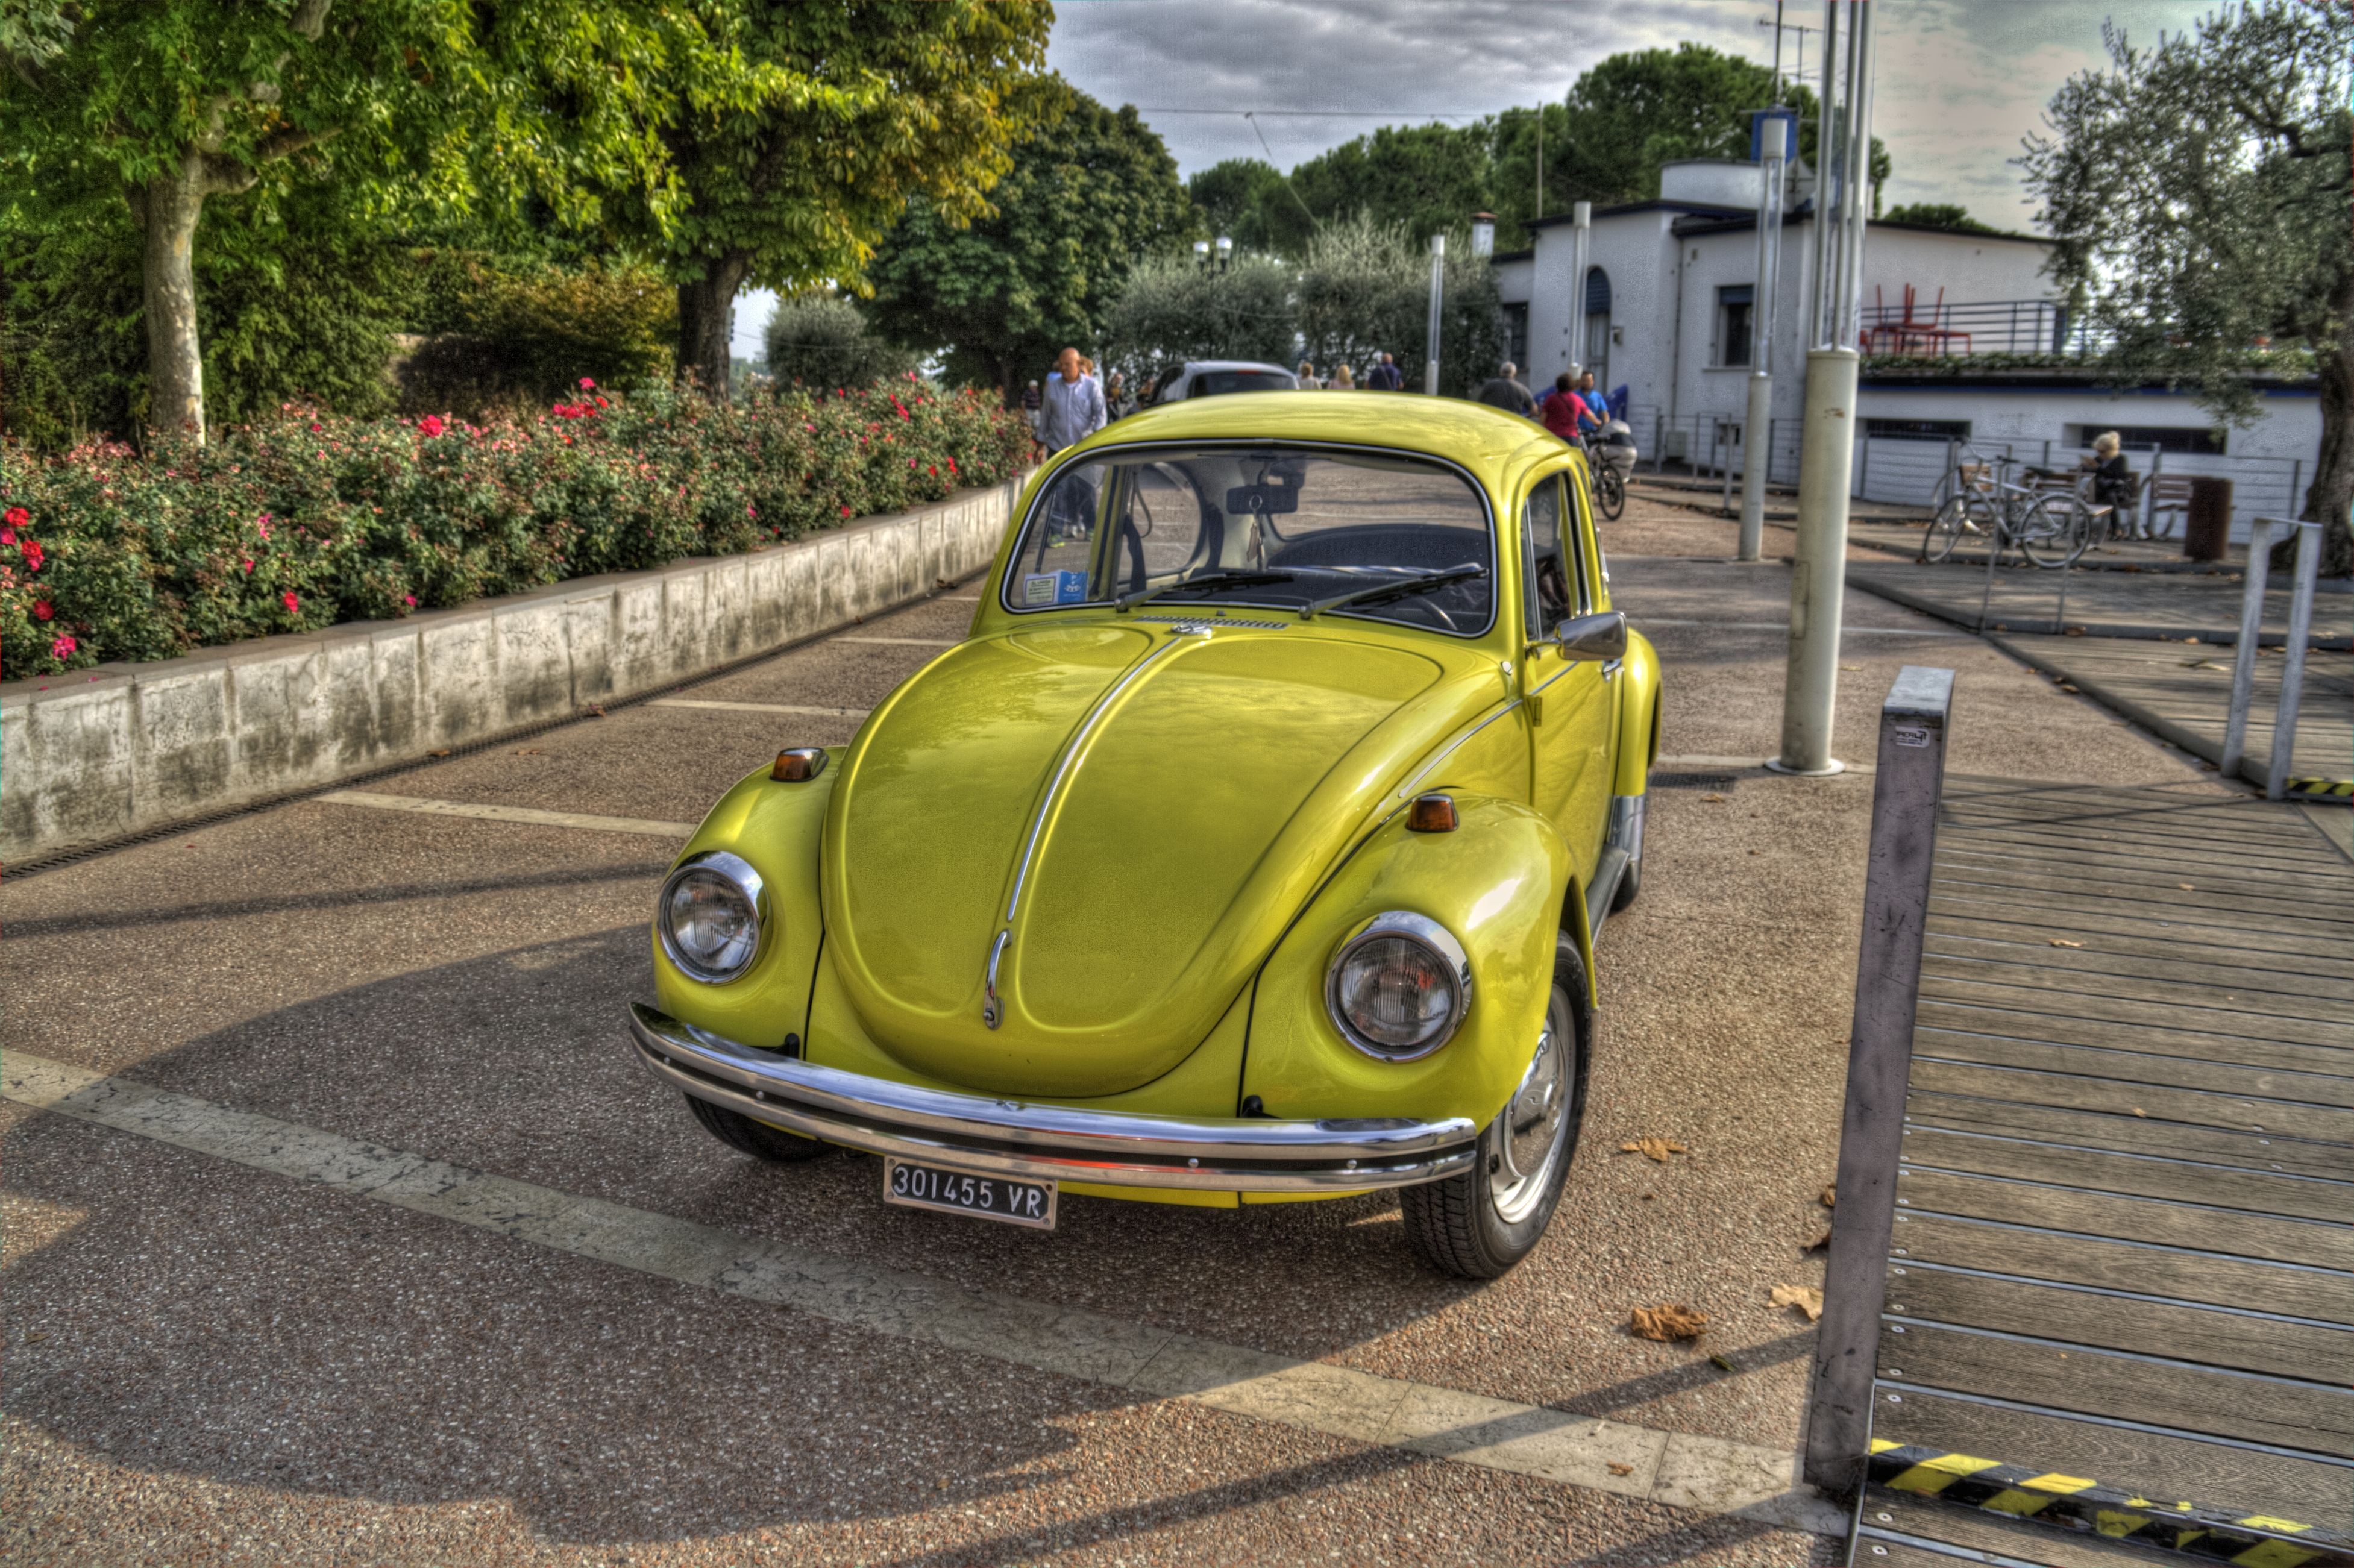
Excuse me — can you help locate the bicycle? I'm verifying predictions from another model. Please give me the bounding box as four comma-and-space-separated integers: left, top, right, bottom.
1924, 462, 2083, 568
1581, 431, 1625, 521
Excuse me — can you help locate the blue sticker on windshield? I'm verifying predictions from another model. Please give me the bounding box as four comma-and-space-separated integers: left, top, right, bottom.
1021, 571, 1088, 606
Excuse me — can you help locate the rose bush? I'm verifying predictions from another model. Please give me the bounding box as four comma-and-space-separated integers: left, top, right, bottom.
0, 379, 1032, 679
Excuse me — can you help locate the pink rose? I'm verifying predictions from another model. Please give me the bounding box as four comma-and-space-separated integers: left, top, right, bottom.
579, 378, 595, 390
403, 594, 418, 608
419, 415, 445, 439
282, 591, 300, 612
51, 633, 75, 659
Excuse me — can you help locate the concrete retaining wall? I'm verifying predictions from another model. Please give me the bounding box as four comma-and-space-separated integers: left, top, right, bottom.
1, 477, 1023, 864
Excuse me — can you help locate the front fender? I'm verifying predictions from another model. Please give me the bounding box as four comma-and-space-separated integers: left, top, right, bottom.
651, 765, 834, 1049
1240, 794, 1573, 1131
1613, 629, 1662, 797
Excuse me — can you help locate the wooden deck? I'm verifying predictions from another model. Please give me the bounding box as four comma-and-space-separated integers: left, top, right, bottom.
1856, 777, 2354, 1564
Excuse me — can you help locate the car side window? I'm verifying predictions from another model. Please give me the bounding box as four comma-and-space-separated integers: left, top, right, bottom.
1522, 475, 1583, 639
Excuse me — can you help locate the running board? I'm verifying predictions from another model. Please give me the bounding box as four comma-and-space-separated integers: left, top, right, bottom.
1583, 794, 1646, 942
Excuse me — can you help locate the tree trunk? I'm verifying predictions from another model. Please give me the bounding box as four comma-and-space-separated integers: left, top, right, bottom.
142, 157, 211, 444
2298, 324, 2354, 579
676, 256, 750, 401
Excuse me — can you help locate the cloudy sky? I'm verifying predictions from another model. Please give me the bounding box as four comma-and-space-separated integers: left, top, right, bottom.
736, 0, 2217, 356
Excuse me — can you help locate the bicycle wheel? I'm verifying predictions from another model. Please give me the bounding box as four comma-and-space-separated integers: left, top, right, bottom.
2017, 496, 2088, 568
1924, 492, 1981, 563
1596, 467, 1625, 521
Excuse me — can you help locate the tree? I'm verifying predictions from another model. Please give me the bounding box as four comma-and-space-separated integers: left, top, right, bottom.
1099, 248, 1296, 381
1295, 215, 1504, 399
2021, 2, 2351, 574
1883, 202, 1995, 233
763, 293, 920, 392
1, 0, 714, 444
861, 91, 1195, 401
1187, 157, 1292, 252
623, 0, 1058, 399
1553, 46, 1888, 211
1273, 123, 1495, 257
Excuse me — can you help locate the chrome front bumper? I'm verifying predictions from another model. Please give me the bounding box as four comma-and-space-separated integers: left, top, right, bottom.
628, 1003, 1479, 1192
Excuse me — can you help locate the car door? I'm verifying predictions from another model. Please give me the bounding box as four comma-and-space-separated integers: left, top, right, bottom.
1522, 472, 1616, 878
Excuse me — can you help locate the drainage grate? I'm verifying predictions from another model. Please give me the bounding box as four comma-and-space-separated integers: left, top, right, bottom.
1649, 771, 1737, 791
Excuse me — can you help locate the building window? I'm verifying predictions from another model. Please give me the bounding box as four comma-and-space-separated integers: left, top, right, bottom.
1501, 302, 1528, 371
1863, 418, 1972, 442
1582, 267, 1612, 389
2065, 423, 2226, 455
1718, 286, 1753, 368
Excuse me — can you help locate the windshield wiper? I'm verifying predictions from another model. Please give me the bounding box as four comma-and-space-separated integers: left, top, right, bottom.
1299, 564, 1486, 621
1114, 569, 1295, 613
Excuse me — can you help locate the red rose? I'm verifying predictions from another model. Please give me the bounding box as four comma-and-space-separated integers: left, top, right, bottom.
20, 539, 43, 571
419, 415, 445, 439
2, 507, 26, 528
32, 600, 52, 621
282, 591, 300, 612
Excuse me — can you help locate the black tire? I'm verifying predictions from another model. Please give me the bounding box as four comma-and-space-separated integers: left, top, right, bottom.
1609, 850, 1641, 913
1401, 935, 1591, 1279
685, 1094, 832, 1164
2017, 497, 2087, 568
1924, 492, 1975, 563
1596, 468, 1626, 521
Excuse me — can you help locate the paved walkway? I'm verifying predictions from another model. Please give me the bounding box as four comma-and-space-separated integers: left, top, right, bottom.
1847, 559, 2353, 648
1855, 777, 2354, 1564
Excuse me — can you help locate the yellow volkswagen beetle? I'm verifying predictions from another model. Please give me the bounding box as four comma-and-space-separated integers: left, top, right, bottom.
626, 393, 1661, 1278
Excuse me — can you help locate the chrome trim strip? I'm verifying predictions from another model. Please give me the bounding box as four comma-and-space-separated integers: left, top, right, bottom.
1585, 794, 1646, 941
1004, 632, 1193, 920
1398, 699, 1524, 800
629, 1004, 1477, 1192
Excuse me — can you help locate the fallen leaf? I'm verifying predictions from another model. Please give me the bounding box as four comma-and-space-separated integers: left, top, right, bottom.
2179, 883, 2194, 891
1630, 1303, 1708, 1341
1607, 1463, 1635, 1477
25, 1331, 48, 1343
1619, 1138, 1690, 1163
1804, 1228, 1833, 1252
1820, 1184, 1837, 1209
587, 704, 606, 717
1841, 664, 1862, 671
1702, 793, 1726, 803
1709, 1353, 1737, 1372
1771, 1284, 1825, 1322
2058, 683, 2080, 693
2063, 626, 2086, 636
428, 749, 451, 758
2130, 1108, 2148, 1118
2048, 939, 2084, 948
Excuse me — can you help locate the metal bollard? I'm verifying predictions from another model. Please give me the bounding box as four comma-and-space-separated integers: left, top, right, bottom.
2221, 518, 2276, 780
2265, 519, 2321, 801
1803, 666, 1955, 1500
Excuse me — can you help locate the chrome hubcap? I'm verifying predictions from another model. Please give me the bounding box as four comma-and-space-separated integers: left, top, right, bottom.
1490, 1002, 1571, 1224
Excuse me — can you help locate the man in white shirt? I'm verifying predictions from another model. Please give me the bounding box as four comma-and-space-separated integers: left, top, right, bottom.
1037, 347, 1107, 454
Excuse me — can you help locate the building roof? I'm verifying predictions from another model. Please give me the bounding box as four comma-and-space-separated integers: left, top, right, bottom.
1524, 198, 1752, 232
1668, 209, 2053, 245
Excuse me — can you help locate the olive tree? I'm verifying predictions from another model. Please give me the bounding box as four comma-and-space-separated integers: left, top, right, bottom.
2021, 1, 2352, 573
1099, 249, 1296, 384
1, 0, 718, 444
1295, 215, 1504, 398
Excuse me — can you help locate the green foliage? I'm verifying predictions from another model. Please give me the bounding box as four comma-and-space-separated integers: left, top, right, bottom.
601, 0, 1061, 391
762, 295, 921, 393
1, 183, 417, 448
862, 90, 1197, 401
0, 382, 1031, 678
2021, 0, 2351, 565
1172, 47, 1891, 262
1883, 202, 1995, 233
1294, 215, 1505, 399
397, 259, 678, 416
1099, 250, 1297, 381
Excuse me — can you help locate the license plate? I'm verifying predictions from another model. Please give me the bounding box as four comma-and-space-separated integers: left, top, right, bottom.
882, 1157, 1057, 1230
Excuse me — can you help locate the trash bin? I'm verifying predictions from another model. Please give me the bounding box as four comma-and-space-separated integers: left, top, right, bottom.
2183, 476, 2232, 561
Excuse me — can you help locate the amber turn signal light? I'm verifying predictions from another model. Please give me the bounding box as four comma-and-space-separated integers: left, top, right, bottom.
1407, 793, 1458, 833
771, 747, 828, 782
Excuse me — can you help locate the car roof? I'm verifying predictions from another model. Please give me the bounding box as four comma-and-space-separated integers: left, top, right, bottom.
1059, 390, 1574, 495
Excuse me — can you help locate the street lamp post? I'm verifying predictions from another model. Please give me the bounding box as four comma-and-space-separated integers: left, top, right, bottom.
1425, 234, 1446, 395
1215, 234, 1233, 273
1568, 201, 1591, 384
1739, 113, 1791, 563
1773, 0, 1875, 777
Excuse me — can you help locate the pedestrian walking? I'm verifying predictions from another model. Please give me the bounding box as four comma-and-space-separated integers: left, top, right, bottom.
1037, 347, 1108, 455
1365, 353, 1404, 391
1539, 373, 1583, 441
1296, 360, 1322, 390
1476, 361, 1537, 417
1331, 364, 1356, 390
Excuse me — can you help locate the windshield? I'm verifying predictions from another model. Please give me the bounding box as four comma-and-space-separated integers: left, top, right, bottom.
1190, 369, 1296, 397
1002, 445, 1495, 636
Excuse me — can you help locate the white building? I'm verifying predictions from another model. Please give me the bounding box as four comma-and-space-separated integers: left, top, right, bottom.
1492, 159, 2321, 530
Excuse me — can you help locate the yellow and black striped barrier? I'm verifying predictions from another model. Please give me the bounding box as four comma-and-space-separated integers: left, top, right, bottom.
1868, 1440, 2354, 1568
2285, 776, 2353, 800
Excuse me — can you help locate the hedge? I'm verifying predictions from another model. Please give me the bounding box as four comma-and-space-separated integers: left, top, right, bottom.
0, 380, 1032, 681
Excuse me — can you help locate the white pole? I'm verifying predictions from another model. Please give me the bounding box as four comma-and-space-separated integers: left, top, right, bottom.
1739, 133, 1787, 562
2265, 520, 2321, 801
1425, 234, 1446, 396
1569, 202, 1592, 384
1775, 0, 1871, 777
2221, 518, 2274, 780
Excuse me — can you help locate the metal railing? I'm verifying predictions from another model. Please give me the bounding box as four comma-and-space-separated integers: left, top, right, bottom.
2223, 518, 2326, 801
1857, 297, 2102, 358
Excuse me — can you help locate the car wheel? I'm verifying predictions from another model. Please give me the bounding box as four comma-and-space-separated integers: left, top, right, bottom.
1610, 851, 1642, 912
685, 1094, 832, 1164
1401, 935, 1590, 1278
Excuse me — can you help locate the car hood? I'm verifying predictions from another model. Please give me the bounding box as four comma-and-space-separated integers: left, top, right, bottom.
821, 620, 1493, 1097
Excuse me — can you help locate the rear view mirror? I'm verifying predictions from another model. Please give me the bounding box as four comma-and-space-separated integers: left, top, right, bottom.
1226, 483, 1301, 515
1552, 610, 1627, 662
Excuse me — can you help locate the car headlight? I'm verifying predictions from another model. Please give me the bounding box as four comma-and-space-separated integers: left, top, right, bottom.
1325, 911, 1472, 1061
658, 851, 768, 983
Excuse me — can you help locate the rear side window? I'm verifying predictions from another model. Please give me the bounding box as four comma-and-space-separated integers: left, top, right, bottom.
1190, 371, 1298, 397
